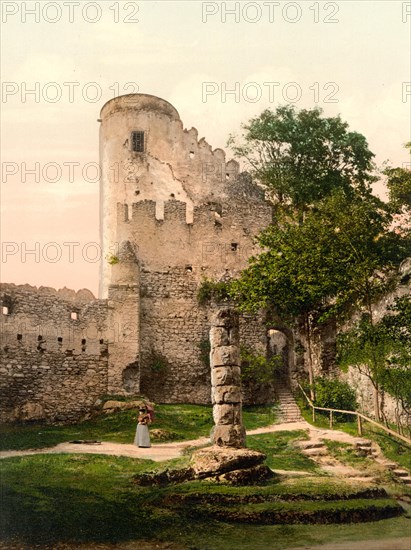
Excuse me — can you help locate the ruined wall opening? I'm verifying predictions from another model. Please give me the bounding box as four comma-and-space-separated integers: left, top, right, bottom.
122, 361, 140, 394
267, 328, 292, 387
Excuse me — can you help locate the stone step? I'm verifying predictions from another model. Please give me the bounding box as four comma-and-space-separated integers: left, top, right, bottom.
355, 446, 374, 454
298, 441, 325, 450
277, 388, 303, 423
354, 440, 372, 448
393, 469, 410, 477
376, 460, 398, 468
302, 447, 328, 457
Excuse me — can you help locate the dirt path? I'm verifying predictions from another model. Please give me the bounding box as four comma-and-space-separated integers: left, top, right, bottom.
0, 420, 373, 462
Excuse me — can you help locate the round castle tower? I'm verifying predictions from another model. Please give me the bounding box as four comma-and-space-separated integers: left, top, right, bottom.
99, 93, 232, 298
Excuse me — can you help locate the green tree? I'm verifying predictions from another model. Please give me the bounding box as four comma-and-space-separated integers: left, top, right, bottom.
337, 296, 411, 426
379, 296, 411, 430
230, 190, 410, 400
228, 106, 410, 403
228, 105, 376, 219
385, 142, 411, 215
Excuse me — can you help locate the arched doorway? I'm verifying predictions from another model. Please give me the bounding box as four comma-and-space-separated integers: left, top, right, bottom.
267, 328, 293, 387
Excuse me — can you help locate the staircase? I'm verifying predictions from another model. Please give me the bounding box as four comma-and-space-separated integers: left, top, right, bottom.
277, 384, 304, 423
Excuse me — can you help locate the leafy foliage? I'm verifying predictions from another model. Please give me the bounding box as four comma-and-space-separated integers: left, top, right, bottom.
384, 142, 411, 215
337, 295, 411, 421
230, 190, 409, 322
377, 296, 411, 416
197, 277, 231, 306
228, 105, 376, 215
229, 106, 411, 396
240, 346, 282, 385
106, 254, 119, 265
198, 339, 211, 368
310, 377, 357, 419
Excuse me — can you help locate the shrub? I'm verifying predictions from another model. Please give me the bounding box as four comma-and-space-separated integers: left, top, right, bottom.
240, 346, 282, 385
197, 278, 231, 306
198, 339, 211, 368
311, 377, 357, 420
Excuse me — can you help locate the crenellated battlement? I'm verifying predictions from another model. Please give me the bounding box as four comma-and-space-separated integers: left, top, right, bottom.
118, 197, 271, 227
113, 197, 272, 275
0, 94, 274, 423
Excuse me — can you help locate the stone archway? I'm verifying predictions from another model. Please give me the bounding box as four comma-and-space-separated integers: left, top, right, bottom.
267, 327, 293, 388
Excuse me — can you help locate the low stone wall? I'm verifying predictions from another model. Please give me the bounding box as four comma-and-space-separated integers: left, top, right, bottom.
0, 344, 108, 423
0, 283, 109, 423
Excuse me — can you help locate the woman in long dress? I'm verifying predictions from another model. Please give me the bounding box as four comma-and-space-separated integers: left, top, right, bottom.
134, 406, 151, 448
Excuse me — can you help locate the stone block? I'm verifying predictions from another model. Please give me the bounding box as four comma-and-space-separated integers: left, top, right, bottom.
213, 403, 242, 425
191, 445, 265, 474
211, 366, 241, 387
211, 345, 240, 367
211, 424, 246, 448
213, 385, 242, 404
211, 308, 239, 330
209, 327, 229, 347
216, 464, 274, 485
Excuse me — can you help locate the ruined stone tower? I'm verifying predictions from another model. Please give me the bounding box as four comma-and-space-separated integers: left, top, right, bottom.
0, 94, 272, 423
99, 94, 272, 400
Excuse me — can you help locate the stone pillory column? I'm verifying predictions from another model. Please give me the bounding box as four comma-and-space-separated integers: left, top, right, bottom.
210, 308, 246, 448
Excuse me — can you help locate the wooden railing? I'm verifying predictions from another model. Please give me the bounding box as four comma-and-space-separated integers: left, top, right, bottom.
298, 383, 411, 446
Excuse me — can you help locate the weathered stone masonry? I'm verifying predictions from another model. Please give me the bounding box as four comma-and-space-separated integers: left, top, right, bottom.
1, 94, 408, 424
0, 284, 109, 423
0, 94, 272, 423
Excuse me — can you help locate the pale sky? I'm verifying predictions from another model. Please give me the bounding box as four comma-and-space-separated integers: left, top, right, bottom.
1, 0, 410, 296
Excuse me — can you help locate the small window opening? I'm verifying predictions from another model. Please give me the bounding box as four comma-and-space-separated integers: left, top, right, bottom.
17, 334, 22, 341
71, 312, 78, 320
231, 243, 238, 252
134, 190, 140, 195
185, 265, 193, 273
131, 131, 145, 153
37, 335, 43, 341
57, 337, 63, 343
226, 173, 230, 180
99, 339, 104, 345
81, 339, 86, 345
189, 151, 195, 159
2, 306, 8, 315
170, 193, 175, 198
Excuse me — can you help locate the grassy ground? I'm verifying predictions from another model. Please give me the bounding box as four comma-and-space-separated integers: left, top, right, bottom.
0, 452, 408, 549
247, 430, 320, 472
0, 404, 276, 452
1, 405, 410, 549
297, 397, 411, 471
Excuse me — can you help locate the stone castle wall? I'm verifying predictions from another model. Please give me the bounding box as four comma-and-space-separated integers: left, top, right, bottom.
0, 284, 109, 423
7, 94, 406, 425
